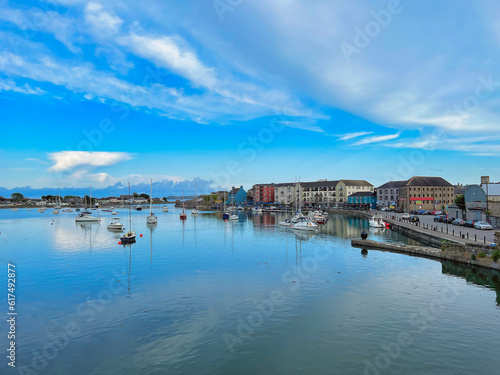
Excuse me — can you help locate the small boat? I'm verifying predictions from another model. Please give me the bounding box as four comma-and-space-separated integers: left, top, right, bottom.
135, 205, 142, 211
229, 214, 238, 220
10, 208, 18, 211
192, 206, 199, 215
291, 217, 318, 232
102, 209, 113, 212
53, 209, 60, 214
252, 207, 263, 212
163, 206, 169, 212
37, 208, 45, 213
237, 206, 244, 211
121, 230, 137, 243
62, 208, 73, 213
147, 180, 158, 224
75, 211, 100, 223
279, 219, 292, 227
369, 214, 386, 228
75, 187, 100, 223
121, 182, 136, 243
107, 217, 124, 231
111, 211, 118, 215
180, 190, 187, 220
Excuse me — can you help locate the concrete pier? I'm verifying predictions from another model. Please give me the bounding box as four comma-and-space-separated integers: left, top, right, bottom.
352, 239, 500, 271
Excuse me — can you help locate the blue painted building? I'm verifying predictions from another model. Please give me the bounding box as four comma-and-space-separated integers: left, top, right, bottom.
347, 192, 377, 209
228, 186, 247, 206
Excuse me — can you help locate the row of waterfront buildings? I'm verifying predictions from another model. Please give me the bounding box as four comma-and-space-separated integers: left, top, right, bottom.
214, 176, 500, 226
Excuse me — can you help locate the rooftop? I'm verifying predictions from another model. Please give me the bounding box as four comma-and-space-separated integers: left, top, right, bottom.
405, 176, 453, 187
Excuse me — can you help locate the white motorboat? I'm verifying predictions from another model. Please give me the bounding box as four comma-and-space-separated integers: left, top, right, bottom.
107, 217, 124, 231
237, 206, 244, 211
163, 206, 169, 212
192, 206, 199, 215
369, 214, 386, 228
135, 205, 142, 211
112, 211, 118, 215
252, 207, 263, 212
147, 179, 158, 224
229, 214, 239, 220
291, 217, 318, 232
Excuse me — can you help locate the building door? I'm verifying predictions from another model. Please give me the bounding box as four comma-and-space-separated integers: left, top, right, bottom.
473, 211, 482, 221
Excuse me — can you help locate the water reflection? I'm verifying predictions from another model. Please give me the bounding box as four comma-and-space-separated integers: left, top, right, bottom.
442, 261, 500, 305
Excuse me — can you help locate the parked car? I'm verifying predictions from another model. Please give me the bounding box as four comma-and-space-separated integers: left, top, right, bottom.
434, 215, 445, 222
464, 221, 476, 228
443, 217, 455, 224
452, 219, 465, 226
474, 221, 493, 230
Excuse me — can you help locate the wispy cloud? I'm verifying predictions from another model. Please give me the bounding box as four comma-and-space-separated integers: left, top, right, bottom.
277, 120, 325, 133
352, 133, 400, 146
337, 131, 373, 141
48, 151, 132, 172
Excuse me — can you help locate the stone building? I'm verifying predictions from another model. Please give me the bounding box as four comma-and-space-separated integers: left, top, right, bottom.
377, 180, 407, 210
398, 176, 454, 212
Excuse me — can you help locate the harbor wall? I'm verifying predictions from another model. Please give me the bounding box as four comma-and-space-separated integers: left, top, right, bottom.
352, 239, 500, 271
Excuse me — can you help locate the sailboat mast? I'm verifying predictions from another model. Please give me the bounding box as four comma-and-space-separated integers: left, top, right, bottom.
150, 179, 153, 215
128, 182, 132, 230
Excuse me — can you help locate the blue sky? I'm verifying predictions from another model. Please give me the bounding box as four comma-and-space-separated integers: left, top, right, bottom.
1, 0, 499, 195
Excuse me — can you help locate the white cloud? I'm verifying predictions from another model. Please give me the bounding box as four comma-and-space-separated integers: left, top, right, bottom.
121, 33, 217, 89
84, 2, 123, 36
337, 131, 373, 141
0, 6, 80, 53
352, 133, 400, 146
48, 151, 132, 172
277, 120, 324, 133
0, 78, 45, 95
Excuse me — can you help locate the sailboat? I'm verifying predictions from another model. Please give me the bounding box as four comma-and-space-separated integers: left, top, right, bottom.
147, 179, 158, 224
121, 182, 137, 243
180, 190, 187, 220
192, 179, 199, 215
222, 198, 230, 220
75, 187, 100, 223
53, 189, 61, 214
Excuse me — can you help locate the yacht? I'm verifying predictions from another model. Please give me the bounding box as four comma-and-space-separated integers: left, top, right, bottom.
75, 187, 100, 223
135, 205, 142, 211
279, 219, 292, 227
163, 206, 169, 212
120, 182, 136, 243
180, 191, 187, 220
369, 214, 386, 228
229, 214, 238, 220
291, 217, 318, 232
147, 180, 158, 224
107, 217, 124, 231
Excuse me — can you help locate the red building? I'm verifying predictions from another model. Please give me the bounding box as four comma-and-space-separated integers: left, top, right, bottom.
252, 183, 276, 205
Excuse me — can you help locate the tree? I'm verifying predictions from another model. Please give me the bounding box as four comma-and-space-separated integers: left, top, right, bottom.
140, 194, 150, 200
455, 194, 465, 217
162, 197, 168, 202
133, 193, 138, 198
11, 193, 24, 201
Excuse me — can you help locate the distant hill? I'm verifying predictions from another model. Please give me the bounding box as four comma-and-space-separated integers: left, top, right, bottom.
0, 178, 223, 199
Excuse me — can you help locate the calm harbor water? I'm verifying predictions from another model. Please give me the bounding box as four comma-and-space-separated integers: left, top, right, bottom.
1, 208, 500, 374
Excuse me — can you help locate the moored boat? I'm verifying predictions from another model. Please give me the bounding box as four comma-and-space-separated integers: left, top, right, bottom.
107, 217, 124, 231
291, 216, 318, 232
369, 214, 386, 228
